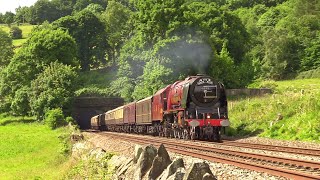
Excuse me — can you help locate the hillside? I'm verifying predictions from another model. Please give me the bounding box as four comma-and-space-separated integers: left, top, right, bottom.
0, 114, 73, 179
227, 79, 320, 142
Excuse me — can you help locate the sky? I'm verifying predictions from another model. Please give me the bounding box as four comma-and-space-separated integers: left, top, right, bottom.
0, 0, 37, 14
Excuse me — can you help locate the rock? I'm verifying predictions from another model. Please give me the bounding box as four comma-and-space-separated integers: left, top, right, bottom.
160, 157, 185, 180
72, 141, 93, 160
134, 145, 144, 163
117, 158, 133, 176
202, 173, 216, 180
183, 161, 215, 180
71, 132, 84, 142
134, 145, 158, 179
88, 147, 106, 160
109, 155, 128, 171
167, 167, 186, 180
148, 144, 172, 180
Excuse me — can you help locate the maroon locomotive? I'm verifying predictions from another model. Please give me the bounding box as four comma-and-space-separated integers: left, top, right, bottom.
90, 74, 229, 142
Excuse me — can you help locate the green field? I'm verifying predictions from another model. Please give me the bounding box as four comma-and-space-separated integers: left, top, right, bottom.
0, 24, 34, 47
0, 114, 72, 179
228, 78, 320, 142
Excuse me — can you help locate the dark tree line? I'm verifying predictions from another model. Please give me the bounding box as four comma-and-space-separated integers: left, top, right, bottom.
0, 0, 108, 25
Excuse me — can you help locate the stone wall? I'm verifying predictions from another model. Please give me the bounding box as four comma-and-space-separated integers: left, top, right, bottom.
72, 97, 124, 129
226, 88, 272, 97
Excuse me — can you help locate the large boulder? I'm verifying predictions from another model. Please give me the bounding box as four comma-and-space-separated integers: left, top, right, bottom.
167, 167, 186, 180
183, 161, 216, 180
134, 145, 158, 179
109, 155, 128, 171
117, 158, 133, 176
148, 144, 172, 180
133, 145, 144, 163
88, 147, 106, 160
202, 173, 216, 180
70, 132, 84, 142
160, 158, 185, 180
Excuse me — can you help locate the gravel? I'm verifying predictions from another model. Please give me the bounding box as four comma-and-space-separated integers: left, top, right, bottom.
82, 131, 320, 179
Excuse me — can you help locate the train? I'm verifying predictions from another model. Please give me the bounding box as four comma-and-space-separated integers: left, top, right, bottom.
90, 74, 230, 142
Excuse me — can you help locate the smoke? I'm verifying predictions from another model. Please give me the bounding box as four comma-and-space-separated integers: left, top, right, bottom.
155, 34, 213, 76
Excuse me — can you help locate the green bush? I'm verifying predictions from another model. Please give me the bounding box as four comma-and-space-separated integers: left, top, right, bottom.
296, 68, 320, 79
9, 26, 22, 39
44, 108, 66, 129
10, 86, 30, 116
65, 116, 76, 125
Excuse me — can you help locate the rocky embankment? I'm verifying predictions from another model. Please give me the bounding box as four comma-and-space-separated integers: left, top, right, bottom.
69, 132, 290, 180
71, 139, 216, 180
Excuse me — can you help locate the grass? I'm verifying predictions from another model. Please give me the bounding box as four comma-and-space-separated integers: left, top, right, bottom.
0, 114, 73, 179
0, 24, 34, 48
227, 78, 320, 142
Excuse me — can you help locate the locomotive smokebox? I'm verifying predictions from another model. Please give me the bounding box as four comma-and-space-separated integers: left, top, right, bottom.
189, 76, 220, 107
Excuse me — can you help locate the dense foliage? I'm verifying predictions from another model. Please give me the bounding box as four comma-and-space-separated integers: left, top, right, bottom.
9, 26, 22, 39
0, 29, 13, 69
0, 0, 319, 122
29, 62, 78, 119
44, 108, 67, 129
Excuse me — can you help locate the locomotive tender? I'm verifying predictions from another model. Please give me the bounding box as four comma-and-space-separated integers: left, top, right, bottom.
90, 74, 229, 142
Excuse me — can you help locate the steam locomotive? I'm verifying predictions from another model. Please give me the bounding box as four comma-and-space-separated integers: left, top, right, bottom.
91, 74, 229, 142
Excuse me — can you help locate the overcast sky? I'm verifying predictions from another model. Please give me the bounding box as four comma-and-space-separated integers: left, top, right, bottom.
0, 0, 37, 14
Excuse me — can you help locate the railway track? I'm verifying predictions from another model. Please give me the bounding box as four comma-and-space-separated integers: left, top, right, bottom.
217, 140, 320, 157
98, 132, 320, 180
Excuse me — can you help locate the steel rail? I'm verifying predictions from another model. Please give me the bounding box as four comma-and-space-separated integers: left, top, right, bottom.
98, 132, 320, 180
218, 140, 320, 157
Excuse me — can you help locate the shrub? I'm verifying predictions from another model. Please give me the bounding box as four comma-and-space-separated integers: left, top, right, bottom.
44, 108, 66, 129
65, 116, 76, 125
10, 86, 30, 116
296, 68, 320, 79
9, 26, 22, 39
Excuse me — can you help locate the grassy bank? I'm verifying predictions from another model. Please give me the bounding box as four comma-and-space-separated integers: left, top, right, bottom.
0, 114, 72, 179
227, 79, 320, 142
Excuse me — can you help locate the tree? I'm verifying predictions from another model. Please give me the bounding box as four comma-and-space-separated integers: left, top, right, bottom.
132, 0, 185, 45
53, 10, 107, 71
132, 56, 172, 100
51, 0, 74, 18
0, 29, 13, 69
0, 27, 78, 105
260, 29, 301, 79
15, 6, 31, 24
3, 12, 15, 26
73, 0, 107, 12
301, 33, 320, 70
10, 86, 30, 116
0, 13, 4, 23
29, 62, 78, 119
84, 3, 105, 14
29, 0, 59, 24
101, 1, 133, 66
